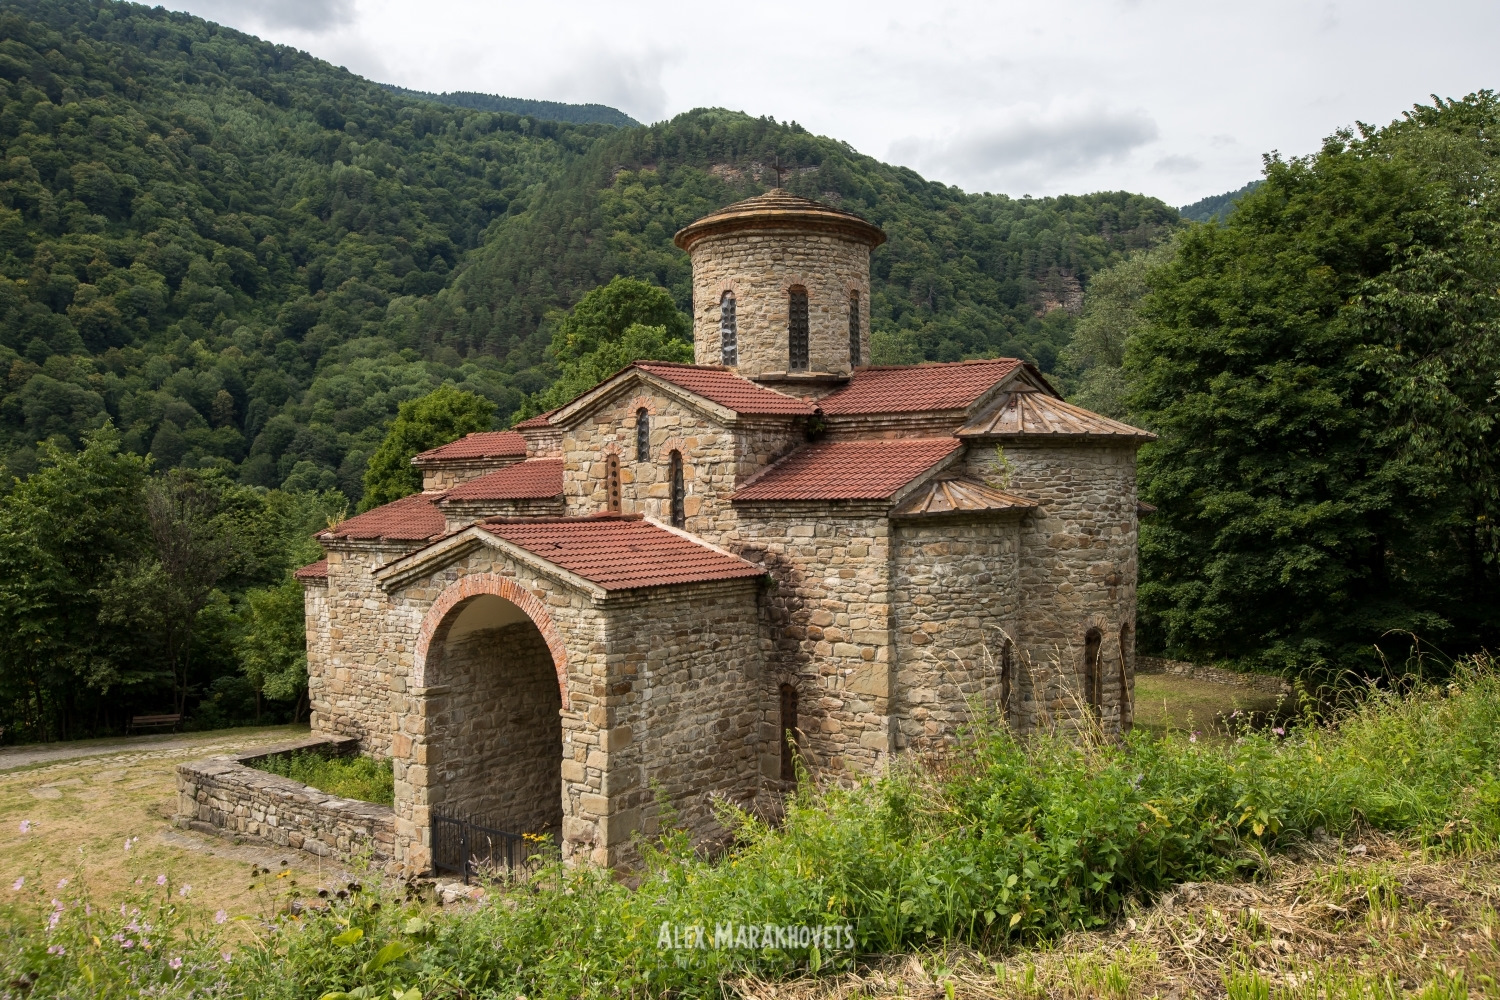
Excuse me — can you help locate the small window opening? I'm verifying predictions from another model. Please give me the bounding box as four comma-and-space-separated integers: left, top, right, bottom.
779, 683, 799, 781
999, 638, 1014, 722
605, 453, 621, 513
1118, 623, 1132, 731
1084, 628, 1103, 719
848, 290, 861, 367
669, 450, 685, 528
788, 286, 809, 371
719, 291, 738, 366
635, 408, 650, 462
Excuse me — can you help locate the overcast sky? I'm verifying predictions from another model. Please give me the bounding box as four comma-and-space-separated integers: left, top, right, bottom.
170, 0, 1497, 207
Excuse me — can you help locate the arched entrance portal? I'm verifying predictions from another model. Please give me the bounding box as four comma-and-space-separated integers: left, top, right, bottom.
420, 591, 564, 840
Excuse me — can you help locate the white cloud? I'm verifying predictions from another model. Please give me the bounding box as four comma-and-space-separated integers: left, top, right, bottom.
540, 46, 675, 124
1153, 154, 1202, 174
187, 0, 354, 33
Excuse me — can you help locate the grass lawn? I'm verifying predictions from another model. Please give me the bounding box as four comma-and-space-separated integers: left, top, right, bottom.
0, 725, 376, 921
1132, 672, 1287, 740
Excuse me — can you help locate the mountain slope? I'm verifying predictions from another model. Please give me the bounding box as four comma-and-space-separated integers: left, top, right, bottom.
423, 109, 1183, 378
1179, 180, 1263, 222
381, 85, 640, 128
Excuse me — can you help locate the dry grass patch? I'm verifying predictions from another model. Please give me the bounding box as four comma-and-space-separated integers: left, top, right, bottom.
1132, 674, 1286, 741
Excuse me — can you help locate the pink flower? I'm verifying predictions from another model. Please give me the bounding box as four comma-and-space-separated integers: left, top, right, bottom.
47, 944, 64, 956
18, 820, 32, 833
169, 957, 183, 970
1273, 726, 1286, 737
221, 950, 233, 963
1189, 732, 1199, 744
10, 878, 22, 891
56, 878, 67, 889
214, 909, 228, 924
121, 939, 135, 950
178, 884, 191, 897
124, 837, 137, 853
156, 874, 167, 886
47, 911, 60, 930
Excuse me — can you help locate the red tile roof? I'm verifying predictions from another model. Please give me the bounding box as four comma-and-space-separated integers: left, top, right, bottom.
481, 515, 764, 591
322, 492, 446, 542
817, 360, 1026, 415
441, 459, 563, 502
293, 558, 328, 580
731, 438, 961, 501
634, 362, 816, 416
412, 430, 526, 465
513, 411, 555, 429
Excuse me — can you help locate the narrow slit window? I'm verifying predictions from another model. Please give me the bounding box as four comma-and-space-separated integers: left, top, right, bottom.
669, 450, 685, 527
779, 683, 799, 781
635, 408, 650, 462
719, 291, 738, 366
788, 286, 809, 371
1118, 623, 1132, 731
605, 453, 621, 513
1084, 628, 1103, 719
848, 290, 861, 367
1000, 638, 1014, 722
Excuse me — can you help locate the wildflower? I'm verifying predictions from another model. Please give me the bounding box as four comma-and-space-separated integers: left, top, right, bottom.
56, 878, 67, 889
178, 884, 191, 897
52, 898, 62, 910
221, 950, 233, 963
169, 957, 183, 970
156, 874, 167, 886
47, 945, 65, 956
48, 911, 60, 930
124, 836, 137, 853
18, 820, 32, 833
214, 909, 227, 924
121, 939, 135, 950
1273, 726, 1286, 737
1189, 731, 1199, 744
10, 878, 21, 891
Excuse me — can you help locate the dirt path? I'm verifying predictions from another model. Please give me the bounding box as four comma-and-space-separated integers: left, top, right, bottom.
0, 725, 307, 773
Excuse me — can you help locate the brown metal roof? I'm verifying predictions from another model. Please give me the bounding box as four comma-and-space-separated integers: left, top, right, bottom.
892, 478, 1037, 517
817, 360, 1026, 416
673, 190, 886, 251
481, 515, 764, 591
959, 387, 1156, 440
440, 459, 563, 502
731, 438, 960, 502
412, 431, 526, 466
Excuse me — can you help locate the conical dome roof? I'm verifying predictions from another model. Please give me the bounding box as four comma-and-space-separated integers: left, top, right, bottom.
673, 188, 886, 251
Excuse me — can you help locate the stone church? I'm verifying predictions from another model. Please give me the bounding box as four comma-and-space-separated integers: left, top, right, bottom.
295, 190, 1154, 869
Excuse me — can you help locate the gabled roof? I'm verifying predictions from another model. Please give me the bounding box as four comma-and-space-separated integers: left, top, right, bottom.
513, 411, 556, 430
480, 515, 764, 591
673, 189, 886, 251
321, 493, 446, 543
958, 387, 1155, 440
412, 431, 526, 466
440, 459, 563, 502
731, 438, 961, 502
293, 558, 328, 580
634, 362, 816, 415
892, 478, 1036, 517
817, 360, 1029, 415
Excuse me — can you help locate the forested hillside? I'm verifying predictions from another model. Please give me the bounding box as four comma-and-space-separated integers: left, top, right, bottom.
1179, 180, 1262, 222
0, 0, 1181, 505
381, 85, 640, 128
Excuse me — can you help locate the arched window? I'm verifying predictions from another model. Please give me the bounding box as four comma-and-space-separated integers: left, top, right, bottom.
779, 683, 799, 781
1083, 628, 1103, 719
605, 453, 621, 513
719, 291, 738, 366
635, 408, 650, 462
1118, 622, 1132, 731
848, 290, 861, 367
999, 638, 1014, 723
669, 450, 685, 527
788, 286, 809, 371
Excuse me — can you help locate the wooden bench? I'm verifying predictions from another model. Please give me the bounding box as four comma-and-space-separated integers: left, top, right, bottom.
127, 713, 182, 734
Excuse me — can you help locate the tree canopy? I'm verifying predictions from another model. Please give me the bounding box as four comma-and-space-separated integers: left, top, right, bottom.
360, 385, 495, 510
1128, 93, 1500, 678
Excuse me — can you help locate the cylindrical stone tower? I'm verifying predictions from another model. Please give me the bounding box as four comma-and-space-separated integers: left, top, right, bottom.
673, 190, 887, 382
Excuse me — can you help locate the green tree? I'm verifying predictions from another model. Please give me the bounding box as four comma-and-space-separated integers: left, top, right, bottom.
516, 277, 693, 418
361, 386, 495, 510
236, 577, 310, 721
1128, 93, 1500, 678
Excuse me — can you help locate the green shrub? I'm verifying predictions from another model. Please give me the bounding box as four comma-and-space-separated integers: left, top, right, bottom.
251, 752, 394, 806
7, 658, 1500, 998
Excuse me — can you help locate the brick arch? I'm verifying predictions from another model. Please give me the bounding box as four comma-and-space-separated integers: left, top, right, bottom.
628, 395, 659, 416
657, 435, 687, 462
413, 573, 571, 709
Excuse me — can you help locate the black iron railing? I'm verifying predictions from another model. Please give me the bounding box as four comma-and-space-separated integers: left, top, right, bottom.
430, 811, 556, 884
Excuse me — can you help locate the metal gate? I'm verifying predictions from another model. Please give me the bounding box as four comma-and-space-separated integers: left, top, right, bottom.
430, 811, 556, 884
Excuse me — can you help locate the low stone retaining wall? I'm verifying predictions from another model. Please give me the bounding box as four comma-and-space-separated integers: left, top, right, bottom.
1137, 656, 1293, 697
175, 735, 395, 866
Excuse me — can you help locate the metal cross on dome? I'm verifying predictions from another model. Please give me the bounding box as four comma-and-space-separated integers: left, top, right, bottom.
771, 158, 788, 189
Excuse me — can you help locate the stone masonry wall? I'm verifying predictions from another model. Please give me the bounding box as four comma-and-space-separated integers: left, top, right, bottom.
726, 504, 896, 778
420, 456, 522, 492
688, 230, 871, 378
965, 442, 1140, 733
175, 737, 395, 865
891, 515, 1022, 750
303, 577, 331, 733
426, 622, 563, 836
